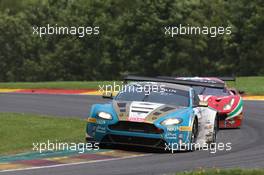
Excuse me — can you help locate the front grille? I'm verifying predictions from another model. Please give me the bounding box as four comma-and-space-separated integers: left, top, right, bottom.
101, 134, 166, 148
109, 121, 163, 134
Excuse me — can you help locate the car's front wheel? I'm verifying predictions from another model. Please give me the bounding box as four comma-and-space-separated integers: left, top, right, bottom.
188, 118, 198, 151
208, 117, 218, 147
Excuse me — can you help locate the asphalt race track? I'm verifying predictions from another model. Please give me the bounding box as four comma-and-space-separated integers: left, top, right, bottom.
0, 94, 264, 175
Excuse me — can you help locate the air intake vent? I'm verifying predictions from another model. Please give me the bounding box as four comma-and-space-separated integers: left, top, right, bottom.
109, 121, 163, 134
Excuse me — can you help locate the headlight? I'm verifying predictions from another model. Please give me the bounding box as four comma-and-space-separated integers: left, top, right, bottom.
223, 98, 235, 111
161, 118, 182, 126
98, 112, 112, 120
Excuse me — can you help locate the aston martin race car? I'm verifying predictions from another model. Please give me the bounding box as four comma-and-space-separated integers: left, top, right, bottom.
86, 76, 218, 151
160, 76, 243, 128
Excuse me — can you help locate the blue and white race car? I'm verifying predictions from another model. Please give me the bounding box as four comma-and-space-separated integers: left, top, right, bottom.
86, 76, 218, 151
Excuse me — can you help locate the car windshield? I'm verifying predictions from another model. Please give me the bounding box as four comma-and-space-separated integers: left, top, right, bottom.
115, 85, 190, 107
193, 86, 230, 96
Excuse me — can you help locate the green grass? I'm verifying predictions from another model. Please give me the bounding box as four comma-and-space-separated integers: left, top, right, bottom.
176, 169, 264, 175
0, 77, 263, 95
227, 77, 264, 95
0, 113, 85, 155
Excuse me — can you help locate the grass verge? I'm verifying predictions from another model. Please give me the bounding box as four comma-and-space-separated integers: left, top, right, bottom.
227, 76, 264, 95
176, 169, 264, 175
0, 113, 85, 156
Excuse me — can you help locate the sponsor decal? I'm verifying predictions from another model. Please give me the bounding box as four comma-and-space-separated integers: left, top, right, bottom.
204, 124, 213, 129
128, 111, 148, 122
128, 101, 163, 122
167, 126, 179, 132
87, 118, 96, 123
128, 117, 145, 122
165, 132, 178, 139
165, 126, 179, 139
179, 126, 192, 131
225, 119, 235, 126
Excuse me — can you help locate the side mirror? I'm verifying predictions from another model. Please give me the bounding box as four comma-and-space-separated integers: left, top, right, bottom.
230, 90, 237, 95
238, 90, 245, 95
102, 92, 113, 99
198, 101, 208, 107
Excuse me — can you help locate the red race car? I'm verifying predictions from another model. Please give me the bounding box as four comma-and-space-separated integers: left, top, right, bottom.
158, 76, 244, 129
177, 77, 244, 129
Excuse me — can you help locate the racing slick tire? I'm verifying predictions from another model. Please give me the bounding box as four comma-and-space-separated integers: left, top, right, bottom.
188, 118, 198, 152
208, 117, 218, 148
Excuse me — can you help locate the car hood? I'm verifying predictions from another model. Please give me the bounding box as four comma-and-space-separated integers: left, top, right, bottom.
198, 95, 242, 113
112, 100, 186, 123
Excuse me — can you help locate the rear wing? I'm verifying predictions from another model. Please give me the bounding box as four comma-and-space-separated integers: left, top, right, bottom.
218, 77, 236, 81
124, 75, 225, 88
158, 76, 236, 82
